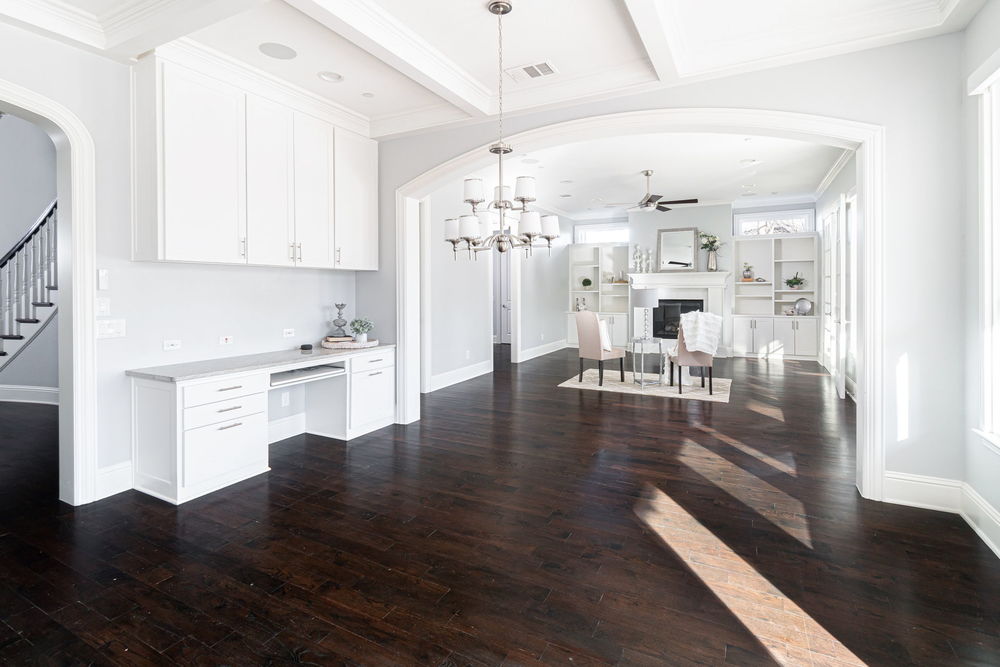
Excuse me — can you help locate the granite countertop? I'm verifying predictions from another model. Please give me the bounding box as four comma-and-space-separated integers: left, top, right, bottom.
126, 344, 396, 383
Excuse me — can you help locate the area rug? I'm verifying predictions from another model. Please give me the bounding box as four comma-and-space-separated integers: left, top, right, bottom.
558, 369, 732, 403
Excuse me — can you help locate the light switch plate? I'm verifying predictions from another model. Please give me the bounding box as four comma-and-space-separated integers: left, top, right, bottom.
96, 297, 111, 316
96, 319, 126, 339
283, 328, 295, 338
163, 339, 181, 351
97, 268, 110, 290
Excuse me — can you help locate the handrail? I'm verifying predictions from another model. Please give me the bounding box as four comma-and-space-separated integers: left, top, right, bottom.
0, 198, 56, 269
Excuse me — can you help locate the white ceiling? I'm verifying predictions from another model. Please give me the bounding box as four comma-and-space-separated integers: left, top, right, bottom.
468, 133, 847, 221
0, 0, 986, 136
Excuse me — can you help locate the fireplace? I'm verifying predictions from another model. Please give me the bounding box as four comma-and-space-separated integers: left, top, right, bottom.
654, 299, 704, 339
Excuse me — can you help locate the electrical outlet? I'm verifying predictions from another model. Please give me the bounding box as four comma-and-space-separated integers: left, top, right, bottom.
163, 339, 181, 351
283, 328, 295, 338
219, 335, 234, 345
280, 391, 290, 408
96, 319, 126, 339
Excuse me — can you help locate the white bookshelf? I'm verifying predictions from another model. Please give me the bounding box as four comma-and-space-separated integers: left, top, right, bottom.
566, 243, 631, 347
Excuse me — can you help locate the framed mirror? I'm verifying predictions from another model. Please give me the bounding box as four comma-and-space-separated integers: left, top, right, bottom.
656, 227, 698, 272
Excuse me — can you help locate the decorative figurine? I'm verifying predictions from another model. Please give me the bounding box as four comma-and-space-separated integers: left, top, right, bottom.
332, 303, 348, 337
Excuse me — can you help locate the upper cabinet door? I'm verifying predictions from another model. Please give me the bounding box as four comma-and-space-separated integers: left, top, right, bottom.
246, 95, 294, 267
161, 63, 246, 264
333, 128, 379, 270
292, 112, 336, 269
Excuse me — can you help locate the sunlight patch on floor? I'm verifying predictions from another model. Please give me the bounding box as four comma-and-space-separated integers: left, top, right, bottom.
634, 484, 864, 666
694, 424, 797, 477
678, 441, 811, 548
745, 399, 786, 423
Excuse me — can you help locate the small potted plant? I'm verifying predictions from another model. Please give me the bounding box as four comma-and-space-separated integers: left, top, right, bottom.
581, 277, 593, 289
784, 272, 806, 290
350, 317, 374, 344
742, 263, 754, 281
699, 233, 722, 271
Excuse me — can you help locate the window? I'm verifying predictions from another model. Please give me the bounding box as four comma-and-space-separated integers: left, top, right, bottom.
733, 208, 816, 236
573, 222, 629, 244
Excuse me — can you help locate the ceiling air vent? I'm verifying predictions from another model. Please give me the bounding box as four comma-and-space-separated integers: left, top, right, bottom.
505, 61, 558, 83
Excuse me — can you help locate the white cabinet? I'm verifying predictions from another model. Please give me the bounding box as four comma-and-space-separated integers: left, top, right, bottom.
603, 313, 628, 347
334, 128, 379, 270
246, 95, 294, 267
733, 316, 774, 358
159, 62, 247, 264
350, 367, 394, 430
293, 112, 336, 268
735, 316, 817, 358
134, 54, 379, 271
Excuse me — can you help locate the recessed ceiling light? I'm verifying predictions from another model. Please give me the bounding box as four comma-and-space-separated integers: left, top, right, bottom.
741, 192, 757, 197
741, 183, 756, 188
744, 137, 753, 142
318, 71, 343, 82
771, 191, 779, 195
259, 42, 297, 60
361, 92, 375, 98
739, 159, 760, 167
523, 158, 540, 165
560, 179, 573, 184
559, 194, 572, 198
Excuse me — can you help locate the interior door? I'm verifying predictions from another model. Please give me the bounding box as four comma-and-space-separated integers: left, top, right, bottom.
245, 95, 294, 266
292, 112, 335, 268
161, 62, 246, 264
498, 249, 512, 344
834, 195, 848, 398
844, 194, 859, 397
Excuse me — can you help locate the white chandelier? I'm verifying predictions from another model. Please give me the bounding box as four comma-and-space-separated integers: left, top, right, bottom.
444, 0, 560, 260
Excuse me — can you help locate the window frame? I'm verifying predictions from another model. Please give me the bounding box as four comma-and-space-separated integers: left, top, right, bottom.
732, 208, 816, 237
573, 221, 629, 244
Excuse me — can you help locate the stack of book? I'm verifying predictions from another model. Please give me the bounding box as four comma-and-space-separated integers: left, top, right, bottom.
324, 336, 353, 343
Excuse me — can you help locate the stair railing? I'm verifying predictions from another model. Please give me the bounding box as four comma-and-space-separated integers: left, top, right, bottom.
0, 200, 57, 359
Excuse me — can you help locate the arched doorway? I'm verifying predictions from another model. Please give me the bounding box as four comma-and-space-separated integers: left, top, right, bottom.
0, 77, 98, 506
395, 108, 886, 501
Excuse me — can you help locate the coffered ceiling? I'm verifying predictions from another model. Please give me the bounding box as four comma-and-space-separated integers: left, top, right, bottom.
0, 0, 986, 137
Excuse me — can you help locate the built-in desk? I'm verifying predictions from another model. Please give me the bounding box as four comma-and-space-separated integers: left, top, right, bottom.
126, 345, 395, 504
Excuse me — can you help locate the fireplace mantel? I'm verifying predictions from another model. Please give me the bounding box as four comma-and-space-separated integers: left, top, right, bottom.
628, 271, 731, 288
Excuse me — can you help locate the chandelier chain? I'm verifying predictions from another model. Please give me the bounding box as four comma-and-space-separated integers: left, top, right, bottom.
497, 11, 503, 145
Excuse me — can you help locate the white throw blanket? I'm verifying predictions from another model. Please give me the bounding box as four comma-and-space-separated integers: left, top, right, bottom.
680, 311, 723, 355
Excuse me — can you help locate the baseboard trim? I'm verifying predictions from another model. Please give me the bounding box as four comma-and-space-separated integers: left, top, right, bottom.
883, 471, 1000, 560
426, 360, 493, 393
515, 339, 567, 364
269, 413, 306, 444
883, 471, 963, 513
95, 462, 133, 501
0, 385, 59, 405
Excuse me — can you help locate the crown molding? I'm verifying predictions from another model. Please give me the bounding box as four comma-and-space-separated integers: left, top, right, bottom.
158, 38, 369, 136
814, 149, 855, 200
0, 0, 104, 48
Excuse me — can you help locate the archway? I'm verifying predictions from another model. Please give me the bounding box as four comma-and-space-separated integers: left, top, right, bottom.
0, 77, 98, 505
395, 108, 886, 501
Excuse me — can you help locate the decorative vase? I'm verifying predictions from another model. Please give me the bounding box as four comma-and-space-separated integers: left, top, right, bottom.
355, 332, 368, 344
742, 268, 754, 280
707, 250, 718, 272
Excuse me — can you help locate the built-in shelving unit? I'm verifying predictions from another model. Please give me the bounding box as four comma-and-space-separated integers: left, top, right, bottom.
566, 243, 631, 347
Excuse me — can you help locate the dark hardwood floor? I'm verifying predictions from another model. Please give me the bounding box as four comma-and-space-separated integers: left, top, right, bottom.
2, 347, 999, 665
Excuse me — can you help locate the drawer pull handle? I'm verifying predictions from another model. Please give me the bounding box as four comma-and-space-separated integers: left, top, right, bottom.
218, 385, 242, 392
217, 405, 242, 413
218, 422, 243, 431
368, 359, 383, 363
369, 371, 382, 377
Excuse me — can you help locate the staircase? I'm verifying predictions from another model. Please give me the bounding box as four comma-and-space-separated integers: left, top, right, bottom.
0, 200, 58, 369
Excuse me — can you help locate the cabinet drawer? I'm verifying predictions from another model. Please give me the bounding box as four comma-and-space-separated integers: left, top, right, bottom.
183, 392, 266, 430
183, 412, 267, 489
183, 374, 268, 408
351, 349, 394, 374
350, 367, 394, 428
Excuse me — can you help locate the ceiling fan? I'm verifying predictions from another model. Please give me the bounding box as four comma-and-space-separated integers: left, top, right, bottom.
607, 170, 698, 213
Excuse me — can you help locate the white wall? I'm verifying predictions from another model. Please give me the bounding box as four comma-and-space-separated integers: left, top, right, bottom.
816, 155, 857, 217
963, 1, 1000, 515
0, 111, 58, 388
425, 179, 493, 382
0, 22, 357, 471
361, 32, 967, 481
517, 217, 571, 356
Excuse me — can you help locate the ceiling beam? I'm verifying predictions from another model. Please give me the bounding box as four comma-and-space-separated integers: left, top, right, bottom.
103, 0, 268, 59
621, 0, 680, 83
285, 0, 491, 118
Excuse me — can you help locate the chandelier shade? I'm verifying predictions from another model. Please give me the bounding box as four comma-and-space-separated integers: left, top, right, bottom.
443, 0, 559, 260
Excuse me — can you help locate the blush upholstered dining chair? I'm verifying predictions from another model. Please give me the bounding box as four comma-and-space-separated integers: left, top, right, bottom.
668, 326, 714, 395
575, 311, 626, 386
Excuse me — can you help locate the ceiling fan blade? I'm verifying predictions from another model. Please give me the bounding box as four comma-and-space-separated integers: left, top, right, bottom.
660, 198, 698, 205
656, 205, 672, 212
646, 194, 663, 204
